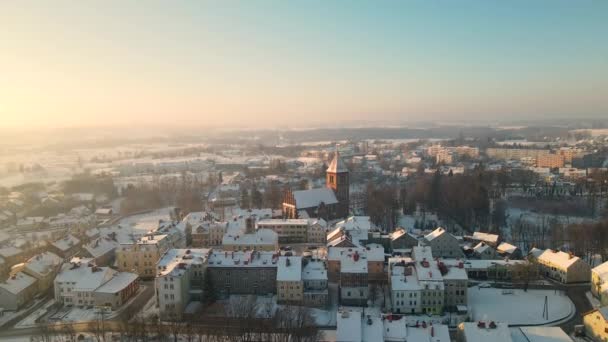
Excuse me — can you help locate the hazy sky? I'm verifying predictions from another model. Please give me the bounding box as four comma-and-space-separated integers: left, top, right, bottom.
1, 1, 607, 129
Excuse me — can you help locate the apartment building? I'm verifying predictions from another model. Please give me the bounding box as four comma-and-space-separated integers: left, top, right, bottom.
591, 261, 608, 306
0, 272, 38, 310
327, 244, 385, 283
191, 221, 228, 247
276, 256, 303, 304
156, 248, 210, 320
54, 258, 138, 309
339, 250, 369, 306
302, 259, 328, 308
256, 218, 328, 244
412, 246, 445, 314
207, 250, 278, 297
116, 234, 173, 279
221, 228, 278, 251
536, 249, 590, 283
537, 153, 565, 168
256, 219, 309, 243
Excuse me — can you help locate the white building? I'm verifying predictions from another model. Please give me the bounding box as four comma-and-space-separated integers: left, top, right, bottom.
301, 259, 328, 308
156, 248, 210, 320
536, 249, 590, 283
54, 258, 138, 309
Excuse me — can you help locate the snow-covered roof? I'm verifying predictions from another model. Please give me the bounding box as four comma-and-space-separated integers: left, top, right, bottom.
276, 256, 302, 282
336, 309, 362, 342
472, 232, 500, 245
136, 234, 169, 245
437, 261, 468, 281
52, 234, 81, 251
94, 272, 138, 294
157, 248, 210, 277
292, 188, 338, 209
406, 324, 451, 342
529, 247, 544, 259
311, 218, 327, 227
327, 245, 385, 263
85, 228, 101, 238
474, 242, 492, 254
340, 250, 368, 273
334, 216, 372, 232
441, 258, 527, 271
23, 252, 63, 278
56, 261, 117, 292
327, 151, 348, 173
424, 227, 447, 242
497, 242, 518, 255
84, 238, 119, 258
389, 228, 417, 241
511, 326, 573, 342
222, 228, 278, 246
0, 272, 37, 295
460, 322, 512, 342
391, 265, 423, 291
302, 260, 327, 281
336, 308, 451, 342
328, 216, 372, 246
538, 250, 581, 269
207, 250, 278, 268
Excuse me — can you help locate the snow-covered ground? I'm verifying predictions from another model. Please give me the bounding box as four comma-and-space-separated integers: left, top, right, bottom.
0, 298, 45, 328
15, 299, 56, 328
468, 287, 574, 325
137, 295, 159, 320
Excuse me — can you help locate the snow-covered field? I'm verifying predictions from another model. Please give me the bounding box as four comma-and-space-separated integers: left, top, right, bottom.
468, 287, 574, 325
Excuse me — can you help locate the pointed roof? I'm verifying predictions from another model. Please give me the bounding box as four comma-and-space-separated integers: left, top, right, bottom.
327, 151, 348, 173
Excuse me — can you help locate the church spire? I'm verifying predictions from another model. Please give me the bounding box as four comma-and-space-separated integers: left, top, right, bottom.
327, 144, 348, 173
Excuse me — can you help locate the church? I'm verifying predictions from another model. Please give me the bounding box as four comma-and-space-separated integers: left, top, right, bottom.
282, 151, 349, 220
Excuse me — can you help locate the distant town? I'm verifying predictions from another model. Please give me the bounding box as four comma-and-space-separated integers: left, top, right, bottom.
0, 123, 607, 342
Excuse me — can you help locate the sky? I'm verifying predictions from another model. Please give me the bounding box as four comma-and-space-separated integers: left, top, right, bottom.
0, 1, 607, 130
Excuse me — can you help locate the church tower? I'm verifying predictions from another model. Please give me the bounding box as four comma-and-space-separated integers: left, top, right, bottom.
326, 148, 349, 218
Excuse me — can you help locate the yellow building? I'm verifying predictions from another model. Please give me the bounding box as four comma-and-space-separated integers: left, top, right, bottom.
116, 234, 172, 279
584, 308, 608, 342
536, 153, 565, 168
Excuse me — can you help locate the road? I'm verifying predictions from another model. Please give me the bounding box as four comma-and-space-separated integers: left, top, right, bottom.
560, 284, 592, 334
